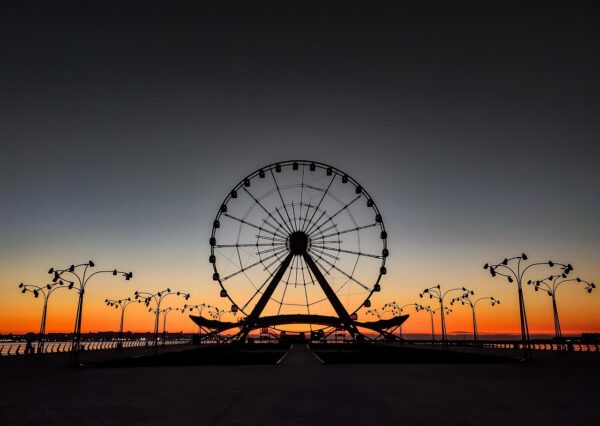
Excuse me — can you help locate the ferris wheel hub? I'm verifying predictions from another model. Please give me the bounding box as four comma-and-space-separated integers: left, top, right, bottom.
288, 231, 309, 255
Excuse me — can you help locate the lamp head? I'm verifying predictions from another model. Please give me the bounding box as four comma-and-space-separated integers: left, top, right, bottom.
521, 253, 528, 260
88, 260, 95, 267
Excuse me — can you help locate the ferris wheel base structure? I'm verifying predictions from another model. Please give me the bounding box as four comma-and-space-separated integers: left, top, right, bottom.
190, 313, 409, 342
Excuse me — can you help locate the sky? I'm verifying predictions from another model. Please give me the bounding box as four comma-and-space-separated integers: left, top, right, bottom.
1, 1, 599, 336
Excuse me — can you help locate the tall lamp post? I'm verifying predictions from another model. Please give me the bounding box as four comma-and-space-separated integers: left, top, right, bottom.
484, 253, 572, 358
157, 306, 184, 347
382, 302, 420, 339
417, 305, 437, 343
184, 303, 208, 336
450, 293, 500, 341
528, 274, 595, 341
135, 289, 190, 353
419, 285, 472, 346
208, 306, 229, 340
104, 297, 141, 349
18, 281, 69, 355
49, 261, 132, 366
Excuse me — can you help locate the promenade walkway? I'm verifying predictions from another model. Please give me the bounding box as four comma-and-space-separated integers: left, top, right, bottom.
0, 346, 598, 425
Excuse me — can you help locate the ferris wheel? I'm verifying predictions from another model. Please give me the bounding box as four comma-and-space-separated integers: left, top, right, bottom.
208, 160, 388, 338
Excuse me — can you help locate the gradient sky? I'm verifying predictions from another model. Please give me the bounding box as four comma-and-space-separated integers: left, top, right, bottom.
1, 1, 599, 335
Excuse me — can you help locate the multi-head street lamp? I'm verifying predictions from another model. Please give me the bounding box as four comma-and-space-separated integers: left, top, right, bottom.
48, 260, 133, 365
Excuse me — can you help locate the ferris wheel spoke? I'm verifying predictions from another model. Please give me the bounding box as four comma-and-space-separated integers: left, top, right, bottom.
291, 201, 298, 231
243, 187, 293, 237
300, 174, 336, 233
299, 202, 311, 232
309, 247, 340, 261
256, 234, 287, 243
241, 261, 281, 311
310, 254, 370, 292
262, 248, 288, 271
270, 169, 296, 233
215, 243, 285, 249
312, 245, 383, 260
256, 245, 287, 256
308, 222, 337, 239
221, 249, 286, 281
310, 239, 342, 245
305, 195, 362, 236
299, 165, 306, 231
221, 213, 288, 240
315, 223, 379, 240
276, 258, 296, 314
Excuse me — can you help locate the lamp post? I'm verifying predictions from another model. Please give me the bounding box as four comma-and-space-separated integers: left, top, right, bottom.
382, 302, 420, 339
104, 297, 141, 349
135, 289, 190, 353
484, 253, 572, 358
527, 275, 595, 341
208, 306, 229, 340
154, 306, 183, 347
450, 293, 500, 341
417, 305, 436, 343
184, 303, 208, 336
49, 261, 132, 366
419, 285, 472, 347
18, 281, 69, 355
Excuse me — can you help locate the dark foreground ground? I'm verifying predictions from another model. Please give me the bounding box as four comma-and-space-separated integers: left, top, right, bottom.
1, 344, 599, 426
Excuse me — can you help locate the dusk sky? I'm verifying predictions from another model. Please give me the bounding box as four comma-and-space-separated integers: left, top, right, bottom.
1, 1, 598, 335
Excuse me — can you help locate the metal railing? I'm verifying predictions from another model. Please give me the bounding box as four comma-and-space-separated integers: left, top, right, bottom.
0, 339, 190, 356
401, 338, 600, 352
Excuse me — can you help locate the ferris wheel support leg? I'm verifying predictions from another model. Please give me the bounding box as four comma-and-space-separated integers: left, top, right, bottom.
237, 253, 295, 342
302, 253, 362, 340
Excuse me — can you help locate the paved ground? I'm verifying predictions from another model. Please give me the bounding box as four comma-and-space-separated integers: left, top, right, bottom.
0, 345, 599, 425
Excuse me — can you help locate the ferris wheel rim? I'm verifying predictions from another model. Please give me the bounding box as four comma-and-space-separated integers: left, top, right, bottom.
209, 160, 388, 320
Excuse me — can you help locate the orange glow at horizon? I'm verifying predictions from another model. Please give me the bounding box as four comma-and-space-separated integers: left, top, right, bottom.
2, 264, 599, 336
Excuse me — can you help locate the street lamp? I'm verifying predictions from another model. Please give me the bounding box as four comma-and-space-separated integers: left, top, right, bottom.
484, 253, 572, 358
152, 306, 184, 347
48, 261, 132, 366
135, 288, 190, 353
207, 306, 232, 340
18, 281, 69, 355
419, 285, 472, 346
416, 305, 436, 343
382, 302, 420, 339
527, 274, 595, 342
184, 303, 208, 336
450, 293, 500, 341
104, 297, 141, 349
